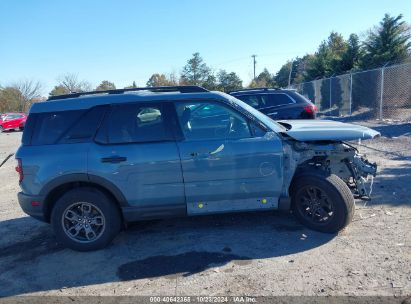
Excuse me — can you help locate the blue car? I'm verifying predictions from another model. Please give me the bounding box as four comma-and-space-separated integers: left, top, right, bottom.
16, 86, 379, 251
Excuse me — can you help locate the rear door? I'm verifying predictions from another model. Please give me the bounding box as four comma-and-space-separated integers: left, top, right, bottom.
173, 100, 283, 215
88, 102, 186, 219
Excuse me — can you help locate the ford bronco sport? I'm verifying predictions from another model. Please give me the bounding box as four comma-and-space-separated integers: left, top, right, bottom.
16, 86, 379, 251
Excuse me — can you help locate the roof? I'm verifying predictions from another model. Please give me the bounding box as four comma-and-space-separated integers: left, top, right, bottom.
229, 88, 297, 94
30, 88, 229, 113
46, 85, 208, 101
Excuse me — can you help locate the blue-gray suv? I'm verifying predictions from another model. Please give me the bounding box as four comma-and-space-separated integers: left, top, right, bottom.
16, 86, 379, 251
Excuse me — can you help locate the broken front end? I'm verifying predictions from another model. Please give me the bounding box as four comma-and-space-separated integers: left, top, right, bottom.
283, 140, 377, 200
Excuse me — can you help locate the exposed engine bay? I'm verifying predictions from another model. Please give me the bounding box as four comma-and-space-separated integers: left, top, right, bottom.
283, 139, 377, 200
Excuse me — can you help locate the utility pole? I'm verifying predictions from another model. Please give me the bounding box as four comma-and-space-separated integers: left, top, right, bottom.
287, 61, 293, 88
251, 55, 257, 79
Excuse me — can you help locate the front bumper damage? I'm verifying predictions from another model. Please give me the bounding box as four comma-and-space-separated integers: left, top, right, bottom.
283, 141, 377, 200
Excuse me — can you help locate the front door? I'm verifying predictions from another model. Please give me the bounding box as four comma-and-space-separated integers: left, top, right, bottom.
173, 101, 284, 215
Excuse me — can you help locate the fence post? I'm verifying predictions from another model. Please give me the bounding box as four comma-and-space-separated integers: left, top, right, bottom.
329, 77, 332, 110
380, 67, 384, 120
349, 72, 353, 116
380, 62, 389, 120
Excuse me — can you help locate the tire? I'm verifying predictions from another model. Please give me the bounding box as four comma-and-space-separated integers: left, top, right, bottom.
0, 126, 4, 133
51, 187, 122, 251
290, 171, 354, 233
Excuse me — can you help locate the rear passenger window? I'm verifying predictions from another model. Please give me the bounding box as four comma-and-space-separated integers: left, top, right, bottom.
96, 104, 171, 144
235, 95, 260, 108
235, 95, 270, 109
266, 94, 293, 107
59, 106, 108, 143
31, 110, 85, 145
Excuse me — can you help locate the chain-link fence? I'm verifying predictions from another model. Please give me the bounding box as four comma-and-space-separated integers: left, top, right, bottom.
290, 62, 411, 121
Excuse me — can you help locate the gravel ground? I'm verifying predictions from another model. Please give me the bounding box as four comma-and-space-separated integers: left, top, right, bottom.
0, 122, 410, 298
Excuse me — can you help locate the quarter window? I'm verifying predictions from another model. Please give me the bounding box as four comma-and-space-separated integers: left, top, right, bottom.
266, 94, 293, 107
235, 93, 293, 108
31, 110, 85, 145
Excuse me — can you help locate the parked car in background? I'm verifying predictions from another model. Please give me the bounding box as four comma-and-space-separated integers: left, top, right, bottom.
0, 112, 27, 132
16, 86, 378, 251
230, 88, 317, 120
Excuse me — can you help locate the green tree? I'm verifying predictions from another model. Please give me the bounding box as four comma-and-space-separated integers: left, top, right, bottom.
49, 85, 69, 96
249, 68, 276, 88
146, 73, 176, 87
328, 32, 349, 73
0, 80, 42, 112
294, 55, 315, 83
202, 74, 218, 90
216, 70, 243, 92
306, 32, 348, 79
180, 52, 212, 86
96, 80, 116, 91
363, 14, 411, 68
339, 34, 363, 72
0, 87, 20, 112
275, 60, 300, 87
124, 81, 138, 89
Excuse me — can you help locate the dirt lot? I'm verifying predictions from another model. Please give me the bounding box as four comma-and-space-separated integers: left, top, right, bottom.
0, 121, 410, 298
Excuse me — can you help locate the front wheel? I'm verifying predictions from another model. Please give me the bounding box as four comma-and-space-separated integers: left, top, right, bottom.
51, 187, 122, 251
290, 172, 354, 233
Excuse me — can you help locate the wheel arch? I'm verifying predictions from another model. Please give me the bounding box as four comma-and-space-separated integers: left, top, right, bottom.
41, 174, 127, 222
289, 165, 329, 192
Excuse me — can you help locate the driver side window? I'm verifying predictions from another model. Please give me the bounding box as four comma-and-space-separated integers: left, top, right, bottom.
175, 102, 252, 140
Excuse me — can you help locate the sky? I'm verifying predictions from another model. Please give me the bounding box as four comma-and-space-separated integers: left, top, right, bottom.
0, 0, 410, 95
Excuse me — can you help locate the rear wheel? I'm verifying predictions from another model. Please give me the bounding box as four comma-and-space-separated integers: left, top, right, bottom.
290, 171, 354, 233
51, 187, 121, 251
0, 126, 4, 133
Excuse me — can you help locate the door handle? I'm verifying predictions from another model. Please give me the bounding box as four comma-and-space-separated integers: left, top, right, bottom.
190, 144, 225, 158
209, 144, 224, 155
101, 156, 127, 163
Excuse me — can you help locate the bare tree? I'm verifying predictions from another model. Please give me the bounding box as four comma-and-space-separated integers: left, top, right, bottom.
167, 71, 179, 86
7, 80, 43, 112
57, 73, 92, 93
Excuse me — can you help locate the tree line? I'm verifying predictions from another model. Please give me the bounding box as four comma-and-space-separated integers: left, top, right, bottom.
0, 13, 409, 113
274, 14, 410, 87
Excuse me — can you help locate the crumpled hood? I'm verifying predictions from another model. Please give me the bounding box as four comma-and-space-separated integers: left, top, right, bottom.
277, 119, 380, 141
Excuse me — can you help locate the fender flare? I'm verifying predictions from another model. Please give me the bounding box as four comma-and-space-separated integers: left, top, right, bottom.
40, 173, 128, 207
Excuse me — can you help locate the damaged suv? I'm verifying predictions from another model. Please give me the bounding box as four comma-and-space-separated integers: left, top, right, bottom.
16, 86, 379, 251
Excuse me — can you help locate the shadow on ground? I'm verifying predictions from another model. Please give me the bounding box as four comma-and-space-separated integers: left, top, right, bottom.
0, 211, 334, 296
369, 123, 411, 138
368, 164, 411, 206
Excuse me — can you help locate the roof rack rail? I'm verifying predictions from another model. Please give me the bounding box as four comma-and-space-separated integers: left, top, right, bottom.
47, 85, 209, 101
228, 87, 280, 94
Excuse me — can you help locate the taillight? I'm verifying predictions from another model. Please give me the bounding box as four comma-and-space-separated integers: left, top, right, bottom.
15, 158, 23, 183
304, 104, 317, 114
